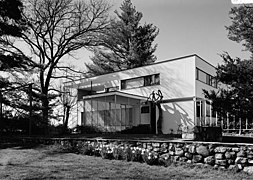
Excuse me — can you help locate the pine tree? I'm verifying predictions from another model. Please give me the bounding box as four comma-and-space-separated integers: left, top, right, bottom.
86, 0, 159, 76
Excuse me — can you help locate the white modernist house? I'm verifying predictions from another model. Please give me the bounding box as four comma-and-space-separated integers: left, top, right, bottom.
65, 54, 219, 138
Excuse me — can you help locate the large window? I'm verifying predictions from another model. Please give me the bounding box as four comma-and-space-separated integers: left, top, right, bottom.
196, 68, 217, 88
121, 74, 160, 90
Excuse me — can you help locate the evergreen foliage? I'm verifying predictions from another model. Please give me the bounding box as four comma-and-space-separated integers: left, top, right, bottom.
204, 6, 253, 119
86, 0, 159, 75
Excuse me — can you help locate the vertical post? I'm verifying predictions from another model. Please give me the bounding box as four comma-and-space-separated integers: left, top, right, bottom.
199, 101, 202, 126
215, 111, 218, 127
210, 100, 212, 126
0, 91, 2, 120
115, 95, 117, 132
227, 112, 229, 130
97, 100, 99, 127
29, 83, 32, 136
204, 100, 207, 126
239, 118, 242, 135
91, 99, 93, 126
193, 98, 196, 126
234, 115, 236, 130
246, 118, 248, 130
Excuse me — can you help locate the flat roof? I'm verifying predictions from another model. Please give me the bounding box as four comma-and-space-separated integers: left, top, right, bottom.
65, 54, 216, 86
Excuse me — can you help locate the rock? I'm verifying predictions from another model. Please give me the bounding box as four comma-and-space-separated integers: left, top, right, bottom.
228, 165, 240, 173
235, 157, 247, 164
225, 151, 236, 159
161, 143, 168, 148
175, 148, 184, 157
237, 150, 246, 157
218, 166, 226, 170
213, 164, 219, 169
171, 155, 180, 162
243, 166, 253, 174
185, 152, 193, 159
237, 163, 243, 170
215, 159, 227, 166
215, 153, 224, 160
204, 156, 215, 165
179, 157, 188, 162
227, 159, 234, 165
214, 147, 227, 153
247, 154, 253, 159
176, 143, 184, 148
186, 160, 192, 164
192, 155, 202, 163
248, 159, 253, 164
196, 145, 209, 157
232, 147, 240, 152
169, 150, 175, 156
168, 144, 175, 151
153, 148, 160, 152
188, 145, 196, 154
160, 153, 170, 159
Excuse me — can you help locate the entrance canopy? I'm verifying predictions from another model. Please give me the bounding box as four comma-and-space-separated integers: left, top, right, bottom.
82, 91, 147, 101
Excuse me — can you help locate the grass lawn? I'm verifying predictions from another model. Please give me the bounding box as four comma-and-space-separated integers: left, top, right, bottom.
0, 145, 251, 180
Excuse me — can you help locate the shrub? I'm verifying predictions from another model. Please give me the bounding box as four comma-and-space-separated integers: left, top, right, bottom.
77, 141, 95, 155
142, 150, 159, 165
100, 146, 114, 159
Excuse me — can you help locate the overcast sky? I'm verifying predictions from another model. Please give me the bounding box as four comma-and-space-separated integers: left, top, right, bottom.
74, 0, 251, 70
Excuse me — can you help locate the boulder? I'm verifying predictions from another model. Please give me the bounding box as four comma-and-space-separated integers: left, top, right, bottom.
248, 159, 253, 164
196, 145, 209, 157
215, 153, 224, 160
232, 147, 240, 152
227, 159, 234, 165
175, 148, 184, 157
243, 166, 253, 174
179, 157, 188, 162
185, 152, 193, 159
214, 147, 227, 153
192, 155, 202, 163
228, 165, 240, 173
237, 150, 246, 157
215, 159, 227, 166
171, 155, 180, 162
235, 157, 247, 164
186, 160, 192, 164
169, 150, 175, 156
188, 145, 196, 154
204, 156, 215, 165
225, 151, 236, 159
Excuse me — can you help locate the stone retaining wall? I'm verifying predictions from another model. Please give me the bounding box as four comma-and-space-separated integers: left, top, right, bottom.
19, 137, 253, 174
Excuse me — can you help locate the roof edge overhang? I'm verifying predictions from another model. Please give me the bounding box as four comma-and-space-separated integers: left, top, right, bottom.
82, 91, 147, 101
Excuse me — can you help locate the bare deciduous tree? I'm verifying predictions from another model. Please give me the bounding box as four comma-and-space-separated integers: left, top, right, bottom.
3, 0, 111, 128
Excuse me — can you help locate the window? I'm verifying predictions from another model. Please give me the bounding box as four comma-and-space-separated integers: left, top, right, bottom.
196, 68, 217, 88
141, 106, 150, 113
121, 74, 160, 90
105, 86, 119, 92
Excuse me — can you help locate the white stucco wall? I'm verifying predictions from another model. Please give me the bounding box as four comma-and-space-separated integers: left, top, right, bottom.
161, 100, 194, 134
71, 55, 196, 101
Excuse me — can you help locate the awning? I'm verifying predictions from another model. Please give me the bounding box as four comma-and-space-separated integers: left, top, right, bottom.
82, 91, 147, 101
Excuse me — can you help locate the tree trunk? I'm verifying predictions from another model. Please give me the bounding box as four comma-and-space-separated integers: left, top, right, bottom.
42, 98, 49, 135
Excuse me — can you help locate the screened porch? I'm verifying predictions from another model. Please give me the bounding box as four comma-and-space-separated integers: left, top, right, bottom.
81, 92, 147, 132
